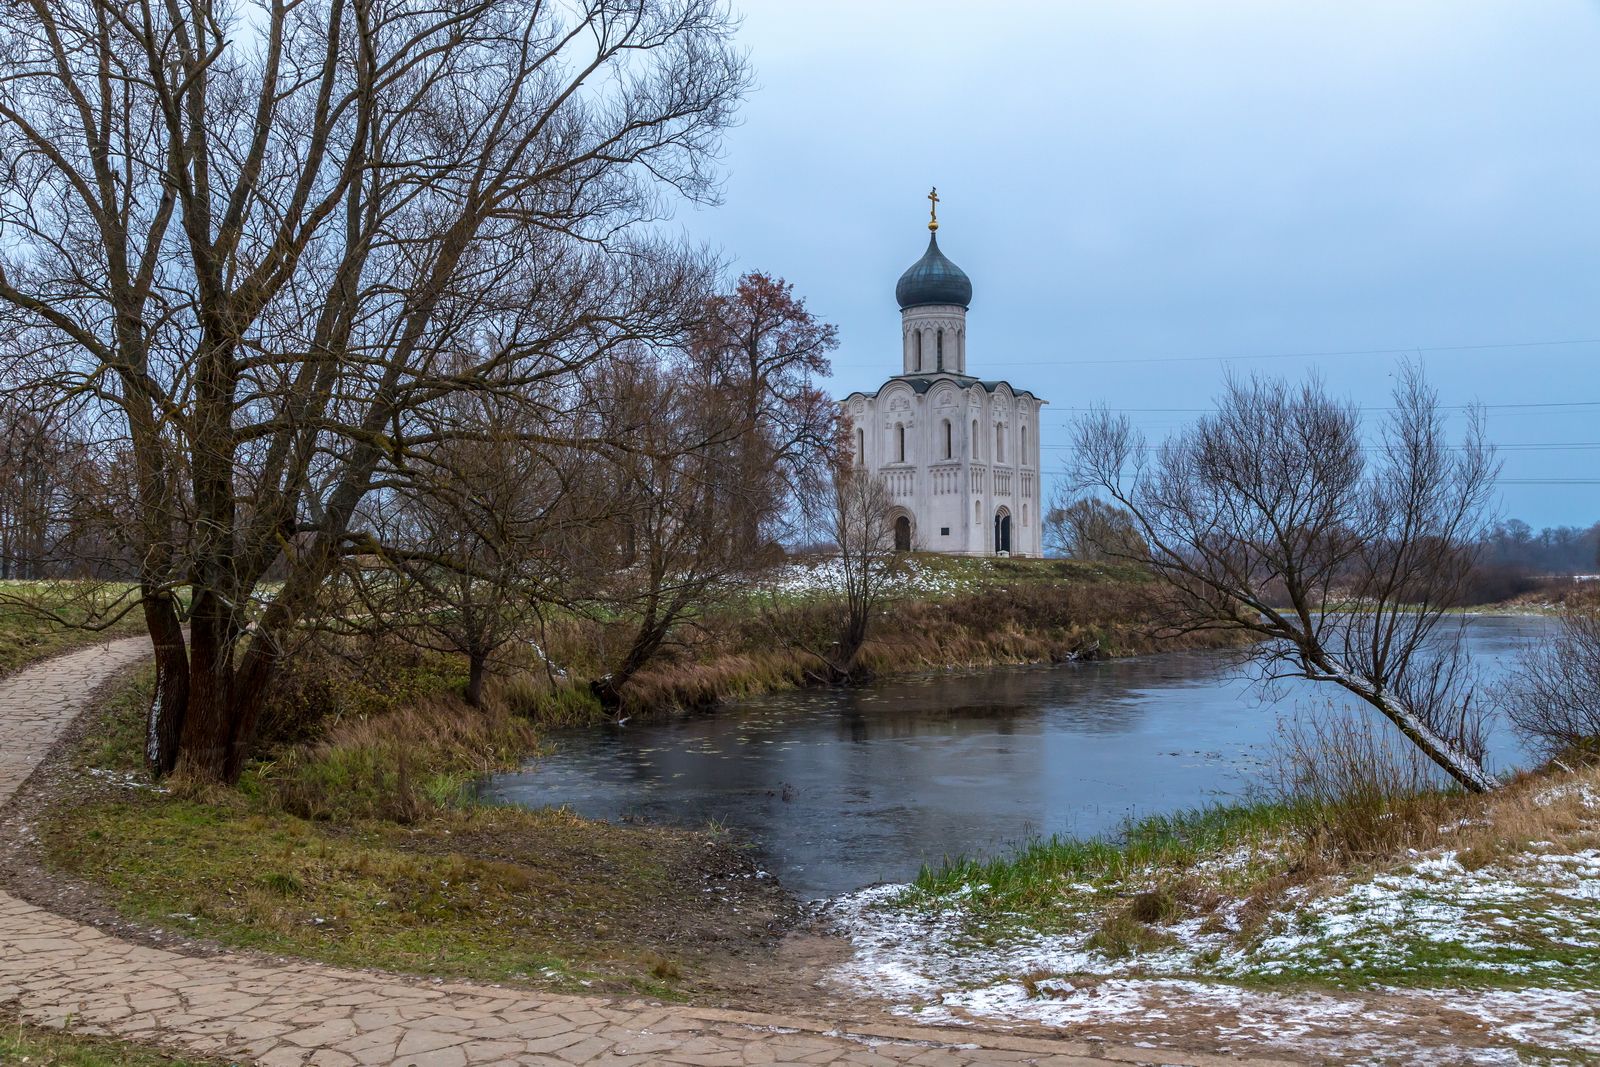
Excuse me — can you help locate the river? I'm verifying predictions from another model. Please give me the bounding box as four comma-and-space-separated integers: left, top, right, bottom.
483, 615, 1551, 899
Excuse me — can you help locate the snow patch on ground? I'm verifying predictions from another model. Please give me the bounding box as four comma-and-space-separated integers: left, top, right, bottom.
1532, 781, 1600, 810
760, 557, 982, 600
824, 840, 1600, 1058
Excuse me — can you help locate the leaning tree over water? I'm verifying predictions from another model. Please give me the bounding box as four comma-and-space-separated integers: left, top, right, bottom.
1069, 365, 1501, 792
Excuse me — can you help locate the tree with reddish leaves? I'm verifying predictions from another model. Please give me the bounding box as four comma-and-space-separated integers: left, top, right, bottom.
588, 273, 839, 711
690, 272, 840, 512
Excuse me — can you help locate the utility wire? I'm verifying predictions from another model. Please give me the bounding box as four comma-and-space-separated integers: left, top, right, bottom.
835, 335, 1600, 371
1043, 400, 1600, 415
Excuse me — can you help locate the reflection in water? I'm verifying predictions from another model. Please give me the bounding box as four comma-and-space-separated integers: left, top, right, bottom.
483, 616, 1548, 899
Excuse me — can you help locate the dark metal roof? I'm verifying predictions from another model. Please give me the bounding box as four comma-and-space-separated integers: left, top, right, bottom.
894, 234, 973, 309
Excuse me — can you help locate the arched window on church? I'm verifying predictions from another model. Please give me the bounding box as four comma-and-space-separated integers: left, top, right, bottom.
936, 329, 944, 372
957, 329, 965, 368
1020, 424, 1028, 464
855, 427, 865, 466
942, 419, 952, 459
897, 423, 906, 463
971, 418, 979, 461
975, 500, 982, 526
996, 422, 1006, 464
914, 332, 923, 371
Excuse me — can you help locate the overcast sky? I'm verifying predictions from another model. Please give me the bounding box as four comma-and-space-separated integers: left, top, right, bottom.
677, 0, 1600, 530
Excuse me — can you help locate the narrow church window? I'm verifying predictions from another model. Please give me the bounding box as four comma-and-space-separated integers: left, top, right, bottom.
971, 419, 979, 460
914, 332, 923, 371
897, 424, 906, 462
856, 427, 865, 466
942, 419, 952, 459
1021, 425, 1028, 462
996, 423, 1005, 464
936, 329, 944, 372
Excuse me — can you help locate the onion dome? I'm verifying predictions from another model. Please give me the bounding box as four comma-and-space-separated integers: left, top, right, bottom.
895, 233, 973, 309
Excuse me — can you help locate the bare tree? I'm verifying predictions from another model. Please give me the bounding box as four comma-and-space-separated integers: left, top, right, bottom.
354, 384, 598, 708
1500, 602, 1600, 759
803, 465, 896, 683
0, 397, 63, 580
1043, 494, 1146, 562
1070, 365, 1500, 792
0, 396, 132, 581
0, 0, 747, 781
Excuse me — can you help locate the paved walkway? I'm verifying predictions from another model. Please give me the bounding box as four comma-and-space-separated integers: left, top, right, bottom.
0, 639, 1292, 1067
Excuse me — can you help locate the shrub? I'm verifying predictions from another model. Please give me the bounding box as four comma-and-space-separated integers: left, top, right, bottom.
261, 694, 538, 824
1274, 707, 1457, 859
1500, 605, 1600, 761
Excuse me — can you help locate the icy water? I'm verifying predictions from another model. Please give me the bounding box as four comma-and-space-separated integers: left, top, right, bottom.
484, 615, 1551, 899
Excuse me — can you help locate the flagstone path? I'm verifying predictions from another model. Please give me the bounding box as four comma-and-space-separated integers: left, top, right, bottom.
0, 638, 1293, 1066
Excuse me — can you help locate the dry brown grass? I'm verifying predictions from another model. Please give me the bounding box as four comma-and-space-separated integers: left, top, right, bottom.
1278, 759, 1600, 909
597, 574, 1245, 720
261, 692, 540, 823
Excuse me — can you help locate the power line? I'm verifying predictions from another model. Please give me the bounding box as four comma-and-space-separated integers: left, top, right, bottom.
832, 335, 1600, 371
1041, 443, 1600, 452
1043, 400, 1600, 415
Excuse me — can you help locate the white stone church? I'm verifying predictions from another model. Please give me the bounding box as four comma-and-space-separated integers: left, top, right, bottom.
842, 193, 1046, 556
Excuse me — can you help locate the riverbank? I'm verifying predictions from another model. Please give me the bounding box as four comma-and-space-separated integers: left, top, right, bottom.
550, 555, 1249, 723
3, 559, 1248, 1007
8, 632, 1599, 1059
824, 761, 1600, 1056
9, 665, 800, 1002
10, 639, 1281, 1067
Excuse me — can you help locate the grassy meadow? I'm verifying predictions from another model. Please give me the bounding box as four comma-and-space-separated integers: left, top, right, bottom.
0, 580, 147, 676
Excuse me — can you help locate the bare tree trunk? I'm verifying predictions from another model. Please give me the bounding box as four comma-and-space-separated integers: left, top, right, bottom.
1313, 657, 1499, 793
466, 652, 487, 709
592, 605, 674, 712
143, 593, 189, 776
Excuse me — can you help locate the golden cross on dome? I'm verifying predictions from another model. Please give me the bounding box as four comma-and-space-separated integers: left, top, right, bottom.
927, 186, 939, 232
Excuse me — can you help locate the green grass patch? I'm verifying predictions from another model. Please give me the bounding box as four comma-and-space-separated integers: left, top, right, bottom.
0, 580, 147, 676
46, 793, 737, 994
0, 1015, 228, 1065
907, 802, 1305, 932
892, 770, 1600, 993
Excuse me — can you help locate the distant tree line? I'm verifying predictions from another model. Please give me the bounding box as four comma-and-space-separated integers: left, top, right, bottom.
1469, 519, 1600, 601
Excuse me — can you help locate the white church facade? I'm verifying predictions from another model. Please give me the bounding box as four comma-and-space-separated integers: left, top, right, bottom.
842, 191, 1046, 557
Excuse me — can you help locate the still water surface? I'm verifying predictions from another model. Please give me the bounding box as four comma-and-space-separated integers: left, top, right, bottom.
484, 616, 1549, 898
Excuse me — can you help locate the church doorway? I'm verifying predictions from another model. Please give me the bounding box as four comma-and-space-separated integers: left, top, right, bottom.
993, 508, 1011, 556
893, 515, 913, 552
